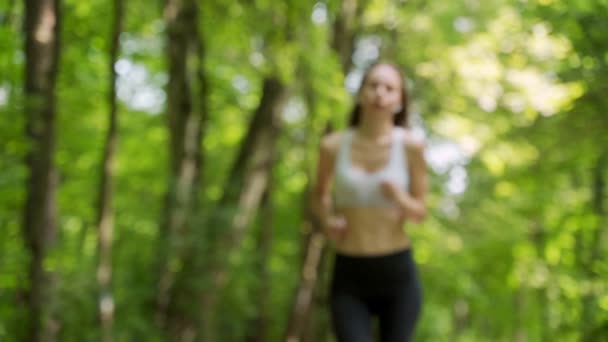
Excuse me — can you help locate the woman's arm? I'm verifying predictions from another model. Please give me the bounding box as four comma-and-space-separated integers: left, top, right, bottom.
311, 133, 348, 239
311, 136, 335, 223
381, 138, 428, 223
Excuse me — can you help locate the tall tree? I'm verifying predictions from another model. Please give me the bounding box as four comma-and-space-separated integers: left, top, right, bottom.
155, 0, 208, 329
284, 1, 368, 338
331, 0, 367, 74
581, 152, 606, 340
22, 0, 61, 340
248, 176, 275, 342
163, 2, 311, 339
95, 0, 124, 340
157, 74, 289, 340
196, 76, 290, 340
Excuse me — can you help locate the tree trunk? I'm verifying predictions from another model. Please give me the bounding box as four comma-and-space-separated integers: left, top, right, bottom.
283, 121, 333, 342
284, 228, 327, 342
283, 1, 365, 337
95, 0, 123, 340
581, 153, 606, 339
22, 0, 61, 340
249, 179, 274, 342
158, 77, 287, 341
331, 0, 360, 74
530, 221, 549, 341
155, 0, 208, 329
512, 288, 528, 342
451, 299, 470, 339
195, 76, 289, 341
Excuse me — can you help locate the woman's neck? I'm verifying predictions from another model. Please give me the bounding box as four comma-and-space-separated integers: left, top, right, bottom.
356, 115, 393, 144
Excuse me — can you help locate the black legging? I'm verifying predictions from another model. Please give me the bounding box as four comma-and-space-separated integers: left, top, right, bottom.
330, 248, 422, 342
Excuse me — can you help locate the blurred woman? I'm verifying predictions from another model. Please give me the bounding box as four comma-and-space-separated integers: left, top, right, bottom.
311, 62, 428, 342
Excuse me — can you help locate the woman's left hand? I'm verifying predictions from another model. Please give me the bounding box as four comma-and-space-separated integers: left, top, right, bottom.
380, 180, 423, 222
381, 138, 428, 223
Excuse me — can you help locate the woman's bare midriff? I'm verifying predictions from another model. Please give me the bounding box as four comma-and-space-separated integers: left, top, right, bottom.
333, 207, 411, 256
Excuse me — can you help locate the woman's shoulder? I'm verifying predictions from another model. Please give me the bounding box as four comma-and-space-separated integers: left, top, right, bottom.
320, 130, 349, 154
395, 127, 425, 153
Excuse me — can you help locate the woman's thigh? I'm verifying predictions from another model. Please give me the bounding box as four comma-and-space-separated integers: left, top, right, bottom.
376, 270, 422, 342
330, 290, 374, 342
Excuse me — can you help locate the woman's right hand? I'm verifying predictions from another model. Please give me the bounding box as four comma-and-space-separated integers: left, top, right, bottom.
323, 215, 348, 242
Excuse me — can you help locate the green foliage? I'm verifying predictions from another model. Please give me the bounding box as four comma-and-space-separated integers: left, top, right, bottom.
1, 0, 607, 340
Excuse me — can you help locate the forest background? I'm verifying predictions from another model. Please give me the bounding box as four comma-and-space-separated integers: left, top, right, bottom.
1, 0, 607, 341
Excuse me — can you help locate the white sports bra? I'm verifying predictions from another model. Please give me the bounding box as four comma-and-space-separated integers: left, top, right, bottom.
333, 128, 409, 208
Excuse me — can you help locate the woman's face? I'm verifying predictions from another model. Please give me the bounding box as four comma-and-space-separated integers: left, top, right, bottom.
358, 64, 403, 118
